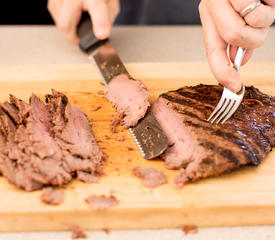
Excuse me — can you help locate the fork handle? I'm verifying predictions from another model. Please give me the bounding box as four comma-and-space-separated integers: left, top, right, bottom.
233, 47, 247, 72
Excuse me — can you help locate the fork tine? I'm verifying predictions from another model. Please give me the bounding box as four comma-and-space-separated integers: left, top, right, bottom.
207, 47, 246, 125
220, 98, 242, 124
207, 97, 226, 122
210, 98, 230, 123
215, 99, 235, 124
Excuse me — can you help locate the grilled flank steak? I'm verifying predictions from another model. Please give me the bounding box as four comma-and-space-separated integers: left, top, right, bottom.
151, 85, 275, 187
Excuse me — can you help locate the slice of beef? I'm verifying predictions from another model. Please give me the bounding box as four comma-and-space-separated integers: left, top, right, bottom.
0, 108, 43, 191
0, 90, 104, 191
151, 85, 275, 187
181, 225, 198, 235
132, 166, 167, 188
0, 101, 20, 124
105, 74, 150, 128
11, 94, 72, 188
77, 171, 100, 183
85, 195, 119, 210
23, 94, 72, 186
40, 187, 64, 205
110, 118, 120, 133
9, 94, 31, 122
45, 90, 105, 181
0, 94, 72, 191
68, 225, 87, 239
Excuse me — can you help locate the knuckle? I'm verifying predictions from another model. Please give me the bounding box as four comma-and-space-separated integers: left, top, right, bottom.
251, 17, 262, 27
246, 13, 263, 28
223, 29, 243, 45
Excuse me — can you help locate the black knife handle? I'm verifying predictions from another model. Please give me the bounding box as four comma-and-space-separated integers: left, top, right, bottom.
77, 13, 108, 53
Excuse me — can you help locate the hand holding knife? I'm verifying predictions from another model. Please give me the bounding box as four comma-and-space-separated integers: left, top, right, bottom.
77, 16, 169, 160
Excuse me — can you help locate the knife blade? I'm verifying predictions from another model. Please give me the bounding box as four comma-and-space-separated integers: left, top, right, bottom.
77, 16, 168, 159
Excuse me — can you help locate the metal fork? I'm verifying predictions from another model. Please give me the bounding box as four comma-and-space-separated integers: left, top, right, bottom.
207, 47, 246, 124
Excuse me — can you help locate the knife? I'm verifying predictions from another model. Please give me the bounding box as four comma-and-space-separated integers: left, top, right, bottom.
77, 16, 168, 159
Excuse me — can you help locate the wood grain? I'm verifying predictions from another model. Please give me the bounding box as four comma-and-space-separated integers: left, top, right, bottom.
0, 62, 274, 232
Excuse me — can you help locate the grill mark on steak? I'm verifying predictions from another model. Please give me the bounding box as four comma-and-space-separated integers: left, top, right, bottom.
220, 150, 240, 167
199, 141, 239, 167
173, 106, 269, 160
176, 87, 220, 105
152, 85, 274, 186
161, 94, 211, 119
235, 128, 270, 155
164, 90, 271, 165
174, 107, 266, 162
185, 121, 260, 165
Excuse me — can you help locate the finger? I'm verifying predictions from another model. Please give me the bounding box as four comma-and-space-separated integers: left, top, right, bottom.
231, 0, 275, 28
207, 0, 269, 49
58, 0, 83, 44
262, 0, 275, 6
108, 0, 120, 24
244, 4, 275, 28
229, 46, 254, 65
47, 0, 64, 23
84, 0, 112, 39
199, 1, 242, 93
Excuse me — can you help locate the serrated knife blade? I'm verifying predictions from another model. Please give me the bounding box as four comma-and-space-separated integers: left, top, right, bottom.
77, 16, 168, 159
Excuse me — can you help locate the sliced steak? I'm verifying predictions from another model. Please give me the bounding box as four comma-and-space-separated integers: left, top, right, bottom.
68, 225, 87, 239
181, 225, 198, 235
132, 166, 167, 188
0, 90, 104, 191
85, 195, 119, 210
0, 101, 20, 124
0, 107, 43, 191
45, 90, 105, 181
40, 187, 64, 205
9, 94, 31, 122
151, 85, 274, 187
77, 171, 100, 183
0, 94, 71, 190
22, 94, 72, 186
105, 74, 150, 128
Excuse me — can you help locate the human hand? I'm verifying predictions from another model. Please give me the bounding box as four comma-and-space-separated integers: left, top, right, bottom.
47, 0, 120, 44
199, 0, 275, 92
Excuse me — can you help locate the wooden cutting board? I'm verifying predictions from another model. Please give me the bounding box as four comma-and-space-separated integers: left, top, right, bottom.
0, 62, 274, 232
